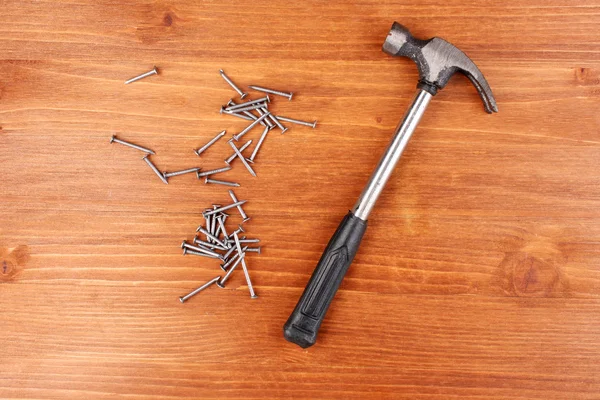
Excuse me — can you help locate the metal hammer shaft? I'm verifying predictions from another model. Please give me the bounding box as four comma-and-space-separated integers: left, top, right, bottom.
352, 89, 432, 219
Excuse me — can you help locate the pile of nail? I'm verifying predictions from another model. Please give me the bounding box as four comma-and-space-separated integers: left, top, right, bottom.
179, 189, 261, 303
111, 67, 319, 303
111, 67, 318, 187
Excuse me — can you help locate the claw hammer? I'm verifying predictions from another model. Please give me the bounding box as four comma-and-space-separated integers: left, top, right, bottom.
284, 22, 498, 348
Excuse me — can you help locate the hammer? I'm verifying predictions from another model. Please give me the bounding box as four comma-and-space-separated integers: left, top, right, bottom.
284, 22, 498, 348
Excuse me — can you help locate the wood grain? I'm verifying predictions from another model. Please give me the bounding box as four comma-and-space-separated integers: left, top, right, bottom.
1, 1, 600, 398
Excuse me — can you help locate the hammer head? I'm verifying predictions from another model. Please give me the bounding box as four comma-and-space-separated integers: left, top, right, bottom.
383, 22, 498, 113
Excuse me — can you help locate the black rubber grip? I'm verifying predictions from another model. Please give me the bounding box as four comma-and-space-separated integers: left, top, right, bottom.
283, 212, 368, 348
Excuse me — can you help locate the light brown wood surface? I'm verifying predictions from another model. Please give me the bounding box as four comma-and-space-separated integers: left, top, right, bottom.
1, 1, 600, 398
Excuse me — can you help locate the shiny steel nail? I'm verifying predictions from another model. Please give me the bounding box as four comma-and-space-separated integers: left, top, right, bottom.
197, 226, 228, 248
228, 140, 257, 177
275, 115, 317, 128
125, 66, 158, 84
182, 247, 219, 259
193, 237, 227, 251
232, 113, 271, 141
110, 135, 156, 154
225, 96, 270, 112
224, 102, 267, 114
179, 276, 221, 303
221, 109, 256, 122
249, 85, 293, 101
203, 200, 248, 217
225, 140, 252, 164
197, 166, 232, 178
219, 245, 247, 272
262, 107, 288, 133
221, 243, 236, 263
257, 107, 275, 128
194, 130, 226, 156
240, 258, 258, 298
226, 238, 260, 244
249, 125, 270, 162
203, 210, 212, 242
181, 240, 222, 259
216, 248, 247, 288
228, 189, 250, 222
163, 167, 200, 178
228, 225, 245, 239
219, 69, 247, 99
215, 215, 228, 241
245, 247, 261, 254
227, 100, 267, 127
210, 205, 220, 241
142, 155, 168, 184
233, 231, 244, 257
205, 178, 240, 187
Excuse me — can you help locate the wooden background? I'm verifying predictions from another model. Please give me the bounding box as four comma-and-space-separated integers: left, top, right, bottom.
1, 1, 599, 398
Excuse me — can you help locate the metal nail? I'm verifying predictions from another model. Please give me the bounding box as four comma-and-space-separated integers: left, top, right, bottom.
205, 178, 240, 187
227, 100, 267, 127
210, 205, 220, 242
195, 240, 223, 254
142, 155, 168, 184
275, 115, 317, 128
225, 140, 252, 164
232, 232, 256, 296
248, 125, 270, 162
233, 231, 244, 258
232, 113, 271, 141
125, 66, 158, 85
240, 258, 258, 298
219, 245, 247, 272
228, 140, 257, 177
216, 215, 228, 242
249, 85, 293, 101
221, 109, 256, 122
179, 276, 221, 303
228, 225, 245, 239
197, 226, 228, 248
223, 102, 268, 114
181, 240, 222, 259
257, 107, 275, 128
225, 96, 270, 112
262, 107, 288, 133
194, 130, 226, 156
217, 219, 228, 250
221, 241, 236, 263
164, 167, 201, 178
203, 210, 212, 242
217, 247, 248, 288
245, 247, 261, 254
228, 190, 250, 222
193, 237, 227, 251
203, 200, 248, 217
219, 69, 247, 99
182, 247, 220, 259
197, 166, 232, 177
226, 238, 260, 244
110, 135, 156, 154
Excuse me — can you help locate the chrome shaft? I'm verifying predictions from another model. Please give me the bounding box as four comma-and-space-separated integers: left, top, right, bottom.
352, 89, 432, 220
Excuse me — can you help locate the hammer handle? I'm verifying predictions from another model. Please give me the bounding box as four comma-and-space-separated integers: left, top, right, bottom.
283, 212, 367, 348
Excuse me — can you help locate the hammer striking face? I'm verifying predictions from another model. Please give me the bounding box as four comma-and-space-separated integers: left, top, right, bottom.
283, 22, 497, 348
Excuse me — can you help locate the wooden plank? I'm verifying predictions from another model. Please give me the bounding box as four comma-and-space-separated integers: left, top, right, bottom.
1, 0, 599, 398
